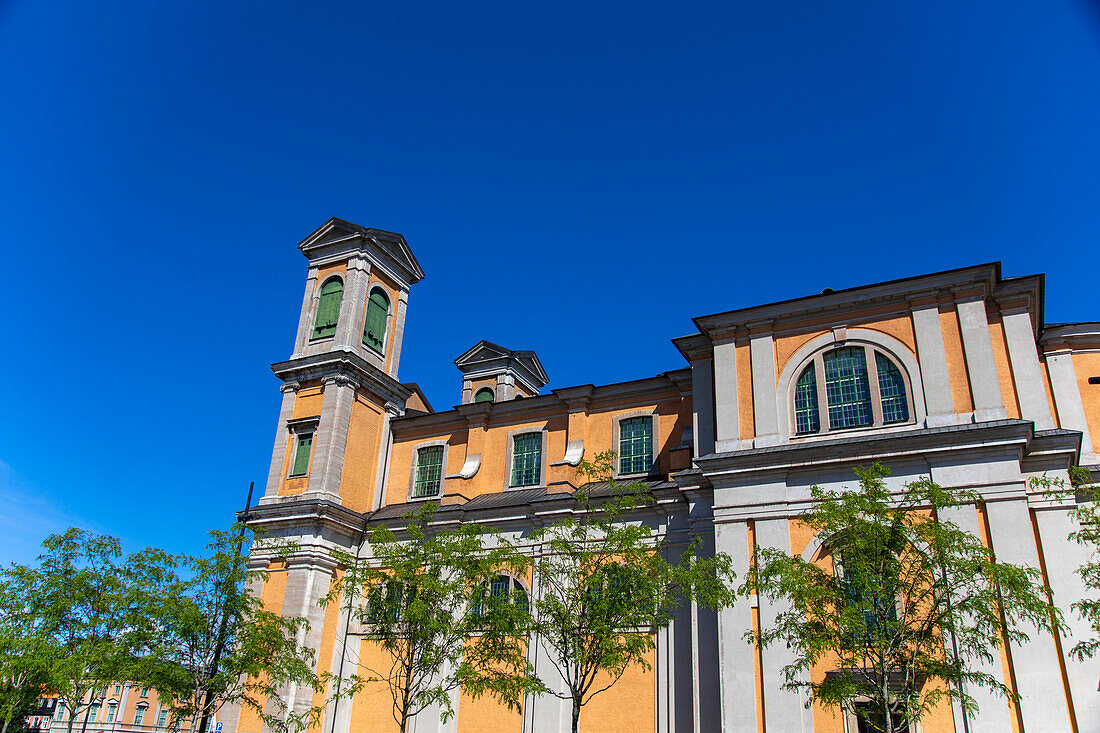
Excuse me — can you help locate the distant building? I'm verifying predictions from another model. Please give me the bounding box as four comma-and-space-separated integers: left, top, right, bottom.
34, 685, 213, 733
231, 218, 1100, 732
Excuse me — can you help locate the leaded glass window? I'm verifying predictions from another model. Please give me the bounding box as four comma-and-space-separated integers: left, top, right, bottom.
619, 416, 653, 474
290, 433, 312, 477
794, 365, 820, 434
511, 433, 542, 487
363, 289, 389, 354
876, 353, 909, 424
824, 347, 873, 429
312, 277, 343, 339
793, 345, 912, 435
413, 445, 444, 498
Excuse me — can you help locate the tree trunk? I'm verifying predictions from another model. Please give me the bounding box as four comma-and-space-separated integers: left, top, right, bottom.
571, 697, 581, 733
3, 713, 11, 733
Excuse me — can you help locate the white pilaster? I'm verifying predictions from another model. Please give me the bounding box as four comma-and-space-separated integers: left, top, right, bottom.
750, 331, 780, 447
911, 303, 957, 426
713, 340, 741, 453
754, 518, 813, 732
713, 520, 756, 732
264, 383, 300, 499
389, 291, 409, 378
691, 358, 716, 457
1047, 351, 1097, 464
956, 298, 1007, 422
308, 375, 356, 497
984, 498, 1074, 731
334, 257, 370, 350
936, 504, 1015, 732
292, 267, 320, 356
1033, 506, 1100, 732
1001, 308, 1055, 430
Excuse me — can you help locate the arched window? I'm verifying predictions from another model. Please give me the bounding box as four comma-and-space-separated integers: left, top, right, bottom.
470, 574, 529, 617
312, 277, 343, 339
792, 346, 912, 435
474, 387, 495, 403
362, 288, 390, 354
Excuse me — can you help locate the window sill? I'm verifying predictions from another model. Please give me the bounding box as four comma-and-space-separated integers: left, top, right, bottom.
507, 484, 544, 491
790, 421, 918, 443
407, 492, 441, 502
309, 335, 335, 343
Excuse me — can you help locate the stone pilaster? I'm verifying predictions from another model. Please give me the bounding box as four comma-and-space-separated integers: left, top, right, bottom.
910, 299, 957, 426
750, 328, 780, 447
713, 520, 757, 732
389, 290, 409, 378
691, 357, 715, 457
264, 382, 300, 499
713, 339, 741, 453
292, 267, 319, 357
1047, 350, 1096, 464
1001, 306, 1055, 430
308, 375, 357, 498
956, 296, 1007, 422
334, 256, 370, 350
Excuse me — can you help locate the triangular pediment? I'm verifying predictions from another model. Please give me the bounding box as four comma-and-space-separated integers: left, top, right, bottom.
454, 339, 513, 367
296, 217, 425, 284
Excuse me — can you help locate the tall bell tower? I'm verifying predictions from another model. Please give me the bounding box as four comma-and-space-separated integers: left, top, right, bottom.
259, 217, 425, 515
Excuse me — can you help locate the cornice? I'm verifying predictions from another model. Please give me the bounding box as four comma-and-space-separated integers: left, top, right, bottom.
271, 349, 412, 407
1040, 322, 1100, 352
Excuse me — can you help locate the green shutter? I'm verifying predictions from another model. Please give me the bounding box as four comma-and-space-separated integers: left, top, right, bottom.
291, 433, 312, 476
312, 278, 343, 339
474, 388, 495, 403
363, 289, 390, 353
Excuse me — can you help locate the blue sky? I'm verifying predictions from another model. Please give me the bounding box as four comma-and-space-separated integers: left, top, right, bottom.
1, 1, 1098, 565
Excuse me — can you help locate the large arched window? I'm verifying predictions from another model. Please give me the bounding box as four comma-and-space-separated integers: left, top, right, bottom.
362, 287, 390, 354
470, 574, 529, 617
312, 277, 343, 339
792, 345, 912, 435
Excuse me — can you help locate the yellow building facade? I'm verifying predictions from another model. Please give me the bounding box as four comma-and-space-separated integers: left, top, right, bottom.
233, 218, 1100, 733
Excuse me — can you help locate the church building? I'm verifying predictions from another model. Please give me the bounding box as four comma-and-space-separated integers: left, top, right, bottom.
232, 218, 1100, 733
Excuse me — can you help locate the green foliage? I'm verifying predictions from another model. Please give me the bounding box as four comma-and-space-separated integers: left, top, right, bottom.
322, 504, 536, 733
748, 464, 1057, 733
0, 573, 51, 733
133, 525, 324, 733
1041, 466, 1100, 662
528, 450, 737, 733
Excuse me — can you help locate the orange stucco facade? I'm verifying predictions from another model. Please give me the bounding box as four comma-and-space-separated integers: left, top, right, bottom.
232, 220, 1100, 733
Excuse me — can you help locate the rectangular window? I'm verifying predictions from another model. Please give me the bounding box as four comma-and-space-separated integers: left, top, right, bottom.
412, 445, 444, 498
510, 433, 542, 487
157, 711, 168, 728
89, 705, 100, 721
140, 688, 149, 698
619, 416, 654, 474
290, 433, 313, 477
113, 686, 120, 695
134, 708, 146, 726
106, 704, 116, 723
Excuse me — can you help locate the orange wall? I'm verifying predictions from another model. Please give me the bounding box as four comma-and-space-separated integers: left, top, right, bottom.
577, 651, 655, 733
989, 317, 1022, 419
1074, 352, 1100, 454
339, 395, 385, 512
237, 564, 289, 733
939, 308, 974, 414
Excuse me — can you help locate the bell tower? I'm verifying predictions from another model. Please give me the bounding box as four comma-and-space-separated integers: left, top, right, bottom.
259, 217, 426, 515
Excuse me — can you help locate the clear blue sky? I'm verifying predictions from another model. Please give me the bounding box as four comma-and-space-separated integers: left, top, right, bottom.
1, 1, 1098, 565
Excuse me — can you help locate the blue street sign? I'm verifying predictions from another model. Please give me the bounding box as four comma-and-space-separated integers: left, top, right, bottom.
215, 723, 223, 733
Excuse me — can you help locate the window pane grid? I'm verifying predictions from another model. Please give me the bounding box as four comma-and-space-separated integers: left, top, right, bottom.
619, 417, 653, 474
413, 445, 444, 498
824, 347, 873, 429
875, 353, 910, 424
511, 433, 542, 486
794, 366, 820, 434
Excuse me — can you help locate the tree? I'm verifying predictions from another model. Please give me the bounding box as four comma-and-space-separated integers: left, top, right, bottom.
526, 450, 737, 733
1045, 466, 1100, 663
747, 463, 1058, 733
0, 570, 51, 733
134, 526, 324, 733
25, 529, 144, 733
321, 503, 535, 733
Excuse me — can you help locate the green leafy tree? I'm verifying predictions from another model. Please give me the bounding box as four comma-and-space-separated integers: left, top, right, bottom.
25, 529, 144, 733
748, 463, 1058, 733
134, 526, 324, 733
1043, 466, 1100, 663
322, 504, 535, 733
0, 571, 51, 733
527, 450, 737, 733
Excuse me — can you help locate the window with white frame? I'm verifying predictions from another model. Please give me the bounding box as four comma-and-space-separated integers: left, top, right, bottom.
134, 706, 147, 726
510, 433, 542, 487
618, 415, 654, 475
412, 445, 445, 498
157, 710, 168, 728
792, 346, 912, 435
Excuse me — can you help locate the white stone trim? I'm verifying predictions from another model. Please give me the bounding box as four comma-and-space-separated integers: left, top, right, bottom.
750, 332, 780, 447
956, 298, 1008, 422
1047, 350, 1097, 463
692, 357, 716, 456
713, 340, 741, 452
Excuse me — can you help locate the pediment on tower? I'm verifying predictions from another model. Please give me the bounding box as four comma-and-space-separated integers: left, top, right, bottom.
297, 217, 425, 285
